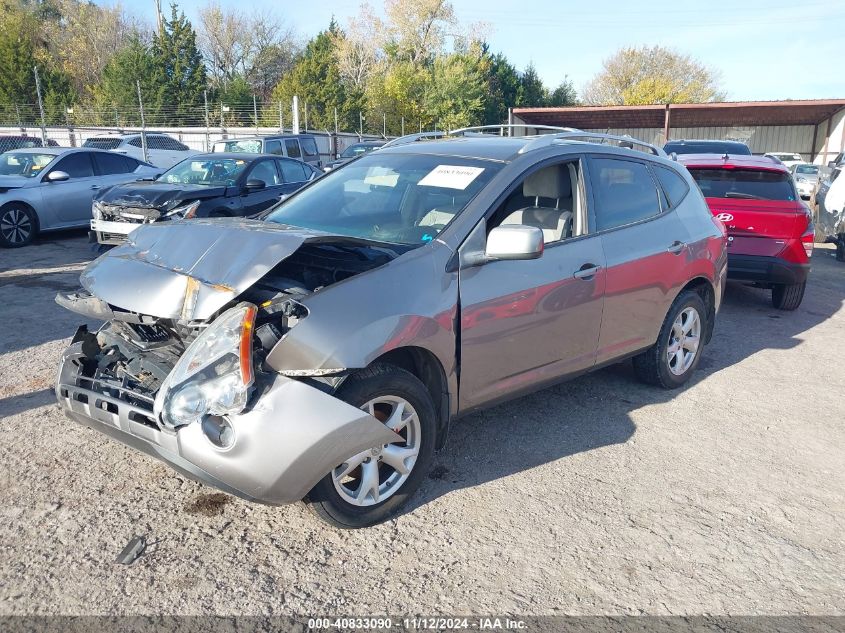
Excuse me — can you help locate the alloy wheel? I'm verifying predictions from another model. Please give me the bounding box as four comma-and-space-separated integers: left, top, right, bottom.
0, 208, 33, 245
667, 306, 701, 376
332, 396, 421, 507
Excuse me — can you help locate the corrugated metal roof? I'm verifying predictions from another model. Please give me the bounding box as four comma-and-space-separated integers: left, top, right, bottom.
514, 100, 845, 128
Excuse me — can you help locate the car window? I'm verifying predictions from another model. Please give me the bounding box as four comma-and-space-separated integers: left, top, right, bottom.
795, 165, 819, 175
265, 140, 282, 155
653, 165, 690, 209
688, 168, 797, 201
266, 153, 501, 246
591, 157, 661, 231
148, 135, 188, 151
278, 159, 308, 183
248, 159, 281, 185
487, 161, 585, 244
300, 137, 319, 160
158, 158, 249, 186
128, 137, 143, 148
93, 152, 135, 175
82, 137, 122, 150
284, 139, 301, 158
51, 152, 95, 178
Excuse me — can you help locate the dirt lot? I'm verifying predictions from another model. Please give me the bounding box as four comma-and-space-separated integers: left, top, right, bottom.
0, 231, 842, 616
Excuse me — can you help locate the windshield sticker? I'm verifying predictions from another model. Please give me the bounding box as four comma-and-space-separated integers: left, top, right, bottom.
364, 167, 399, 187
418, 165, 485, 190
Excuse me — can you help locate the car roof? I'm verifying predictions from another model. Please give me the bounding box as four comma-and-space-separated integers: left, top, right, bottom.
676, 153, 789, 172
377, 137, 532, 162
666, 139, 749, 147
7, 146, 73, 156
214, 134, 316, 142
188, 152, 284, 160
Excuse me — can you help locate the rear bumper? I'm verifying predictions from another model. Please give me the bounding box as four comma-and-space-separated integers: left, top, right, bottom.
56, 342, 399, 505
727, 254, 810, 285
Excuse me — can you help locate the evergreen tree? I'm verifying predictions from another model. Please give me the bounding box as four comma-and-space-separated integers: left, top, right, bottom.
95, 37, 161, 125
519, 63, 548, 107
480, 49, 522, 125
150, 3, 207, 125
548, 78, 577, 107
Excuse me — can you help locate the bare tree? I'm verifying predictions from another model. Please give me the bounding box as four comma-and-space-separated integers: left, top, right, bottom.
334, 3, 384, 89
384, 0, 456, 65
582, 45, 725, 106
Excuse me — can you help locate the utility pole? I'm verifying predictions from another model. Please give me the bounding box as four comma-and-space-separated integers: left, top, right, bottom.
203, 90, 210, 151
136, 80, 148, 163
33, 66, 47, 145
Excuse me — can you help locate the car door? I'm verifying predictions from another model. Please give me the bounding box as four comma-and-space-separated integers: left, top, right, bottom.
239, 159, 285, 216
586, 154, 691, 365
457, 158, 606, 411
277, 158, 312, 195
284, 139, 302, 162
41, 151, 100, 224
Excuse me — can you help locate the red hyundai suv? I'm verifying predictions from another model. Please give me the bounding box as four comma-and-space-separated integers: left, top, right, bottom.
678, 154, 813, 310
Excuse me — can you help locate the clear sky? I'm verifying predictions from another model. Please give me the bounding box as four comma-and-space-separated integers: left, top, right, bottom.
106, 0, 845, 101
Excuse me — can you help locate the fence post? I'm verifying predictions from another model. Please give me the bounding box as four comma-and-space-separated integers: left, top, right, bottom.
292, 96, 300, 134
14, 104, 22, 131
33, 66, 47, 145
278, 101, 283, 132
203, 90, 210, 151
136, 80, 149, 163
383, 113, 386, 137
253, 95, 259, 134
359, 112, 364, 138
334, 108, 338, 135
401, 116, 404, 136
304, 101, 308, 132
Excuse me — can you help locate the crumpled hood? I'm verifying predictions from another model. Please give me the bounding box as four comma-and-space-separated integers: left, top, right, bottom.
96, 181, 227, 209
80, 218, 334, 320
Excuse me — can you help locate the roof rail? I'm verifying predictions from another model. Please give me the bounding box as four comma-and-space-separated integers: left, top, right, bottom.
449, 124, 580, 137
519, 132, 667, 157
380, 130, 446, 148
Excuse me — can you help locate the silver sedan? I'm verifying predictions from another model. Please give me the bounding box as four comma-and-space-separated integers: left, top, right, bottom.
0, 147, 159, 247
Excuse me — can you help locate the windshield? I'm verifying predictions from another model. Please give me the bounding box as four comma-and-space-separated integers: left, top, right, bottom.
213, 139, 262, 153
340, 144, 377, 158
265, 153, 501, 245
0, 152, 56, 178
158, 158, 249, 186
795, 164, 819, 175
689, 168, 796, 201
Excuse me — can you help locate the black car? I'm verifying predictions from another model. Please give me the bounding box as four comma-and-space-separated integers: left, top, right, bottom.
664, 139, 752, 156
324, 140, 385, 171
0, 135, 59, 154
91, 153, 319, 245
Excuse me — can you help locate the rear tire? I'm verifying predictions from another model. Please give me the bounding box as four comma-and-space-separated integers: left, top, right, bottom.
633, 290, 707, 389
305, 363, 437, 529
0, 204, 37, 248
771, 282, 805, 310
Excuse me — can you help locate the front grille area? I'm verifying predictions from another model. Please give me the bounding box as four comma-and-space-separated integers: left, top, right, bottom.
99, 204, 161, 223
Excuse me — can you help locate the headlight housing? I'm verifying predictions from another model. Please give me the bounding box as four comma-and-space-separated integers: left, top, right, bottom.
154, 303, 257, 430
164, 199, 201, 218
92, 200, 104, 219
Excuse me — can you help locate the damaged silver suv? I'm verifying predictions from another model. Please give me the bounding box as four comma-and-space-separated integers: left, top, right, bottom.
55, 129, 727, 528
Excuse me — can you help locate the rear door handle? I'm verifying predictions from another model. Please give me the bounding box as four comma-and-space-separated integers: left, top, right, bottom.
667, 240, 686, 254
573, 264, 602, 280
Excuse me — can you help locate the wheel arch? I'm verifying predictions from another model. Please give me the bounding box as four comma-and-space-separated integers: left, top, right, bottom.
679, 276, 716, 344
369, 346, 451, 450
0, 200, 41, 232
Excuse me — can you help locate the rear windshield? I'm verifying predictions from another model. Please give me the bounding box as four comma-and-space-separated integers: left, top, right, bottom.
689, 168, 797, 201
795, 164, 819, 175
213, 139, 262, 153
665, 141, 751, 155
83, 138, 122, 150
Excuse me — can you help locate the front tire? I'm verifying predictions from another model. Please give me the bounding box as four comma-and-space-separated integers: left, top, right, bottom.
772, 282, 806, 310
305, 363, 437, 528
0, 204, 37, 248
633, 290, 707, 389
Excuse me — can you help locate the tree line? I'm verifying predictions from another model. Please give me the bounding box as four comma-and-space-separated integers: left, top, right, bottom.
0, 0, 724, 133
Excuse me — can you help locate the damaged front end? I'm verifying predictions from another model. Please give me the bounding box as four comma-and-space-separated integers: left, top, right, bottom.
55, 219, 403, 504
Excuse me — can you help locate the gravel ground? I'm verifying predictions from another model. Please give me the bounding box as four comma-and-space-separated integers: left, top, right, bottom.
0, 231, 843, 617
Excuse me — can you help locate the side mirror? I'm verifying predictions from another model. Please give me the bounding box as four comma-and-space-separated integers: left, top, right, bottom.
829, 161, 836, 168
245, 178, 266, 191
485, 225, 544, 261
46, 170, 69, 182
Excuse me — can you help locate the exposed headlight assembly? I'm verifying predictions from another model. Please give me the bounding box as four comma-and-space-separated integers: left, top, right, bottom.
164, 199, 201, 218
92, 200, 104, 219
154, 303, 257, 430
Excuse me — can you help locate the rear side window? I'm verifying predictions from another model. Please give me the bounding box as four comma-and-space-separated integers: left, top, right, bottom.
591, 158, 661, 231
278, 158, 308, 183
284, 139, 301, 158
654, 166, 690, 208
83, 138, 122, 150
265, 140, 282, 155
300, 138, 319, 160
93, 152, 136, 175
148, 136, 189, 151
51, 152, 95, 178
688, 168, 796, 201
128, 137, 143, 148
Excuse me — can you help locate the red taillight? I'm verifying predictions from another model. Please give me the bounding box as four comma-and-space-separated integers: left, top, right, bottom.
801, 225, 815, 259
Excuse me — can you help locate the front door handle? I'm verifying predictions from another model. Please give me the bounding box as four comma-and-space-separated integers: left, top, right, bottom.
667, 240, 686, 254
573, 264, 602, 280
90, 185, 100, 190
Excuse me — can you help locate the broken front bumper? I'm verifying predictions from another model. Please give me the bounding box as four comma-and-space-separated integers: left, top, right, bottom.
56, 343, 399, 504
90, 219, 140, 245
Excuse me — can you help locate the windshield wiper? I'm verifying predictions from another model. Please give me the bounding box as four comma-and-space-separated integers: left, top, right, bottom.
724, 192, 763, 199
